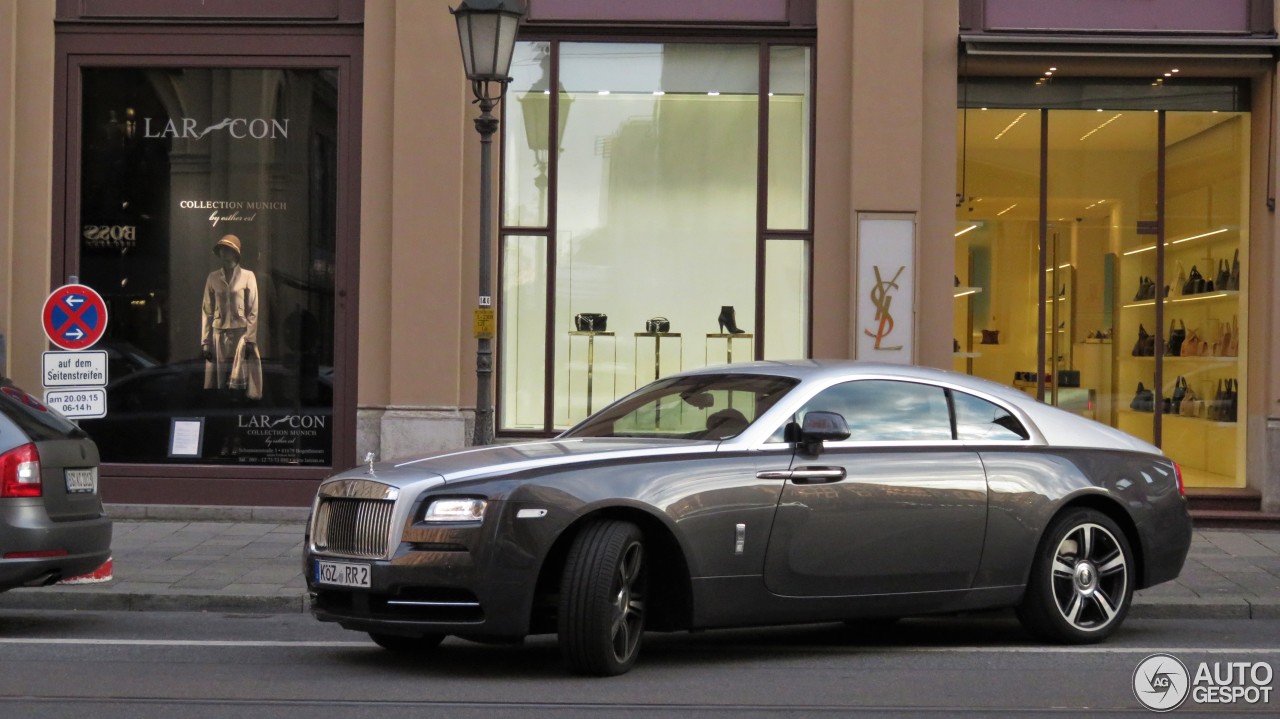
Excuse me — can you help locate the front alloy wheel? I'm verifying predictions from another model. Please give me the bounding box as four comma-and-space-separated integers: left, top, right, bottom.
1017, 508, 1134, 644
558, 520, 647, 676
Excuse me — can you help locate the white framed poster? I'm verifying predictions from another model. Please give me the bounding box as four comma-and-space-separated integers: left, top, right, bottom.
855, 213, 916, 363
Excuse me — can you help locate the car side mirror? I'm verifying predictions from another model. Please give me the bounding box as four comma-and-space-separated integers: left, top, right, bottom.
799, 411, 850, 455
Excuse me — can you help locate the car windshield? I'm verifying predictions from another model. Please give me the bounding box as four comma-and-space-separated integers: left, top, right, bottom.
563, 374, 799, 440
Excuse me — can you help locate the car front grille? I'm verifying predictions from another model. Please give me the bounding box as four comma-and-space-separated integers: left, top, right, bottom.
313, 497, 395, 558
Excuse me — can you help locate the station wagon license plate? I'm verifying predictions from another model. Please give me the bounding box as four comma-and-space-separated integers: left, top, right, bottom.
65, 468, 96, 493
315, 560, 370, 588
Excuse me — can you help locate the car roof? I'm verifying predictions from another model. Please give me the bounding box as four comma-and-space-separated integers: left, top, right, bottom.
676, 360, 1162, 455
677, 359, 1003, 392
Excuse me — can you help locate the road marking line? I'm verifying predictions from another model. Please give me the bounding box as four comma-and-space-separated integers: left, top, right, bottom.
0, 638, 370, 647
0, 638, 1276, 654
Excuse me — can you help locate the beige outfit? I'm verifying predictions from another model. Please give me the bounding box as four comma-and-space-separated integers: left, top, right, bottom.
202, 265, 260, 394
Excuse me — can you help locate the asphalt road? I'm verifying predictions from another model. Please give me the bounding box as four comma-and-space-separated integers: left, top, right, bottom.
0, 609, 1277, 718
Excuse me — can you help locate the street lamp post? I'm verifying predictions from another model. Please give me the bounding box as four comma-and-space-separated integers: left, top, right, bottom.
451, 0, 526, 445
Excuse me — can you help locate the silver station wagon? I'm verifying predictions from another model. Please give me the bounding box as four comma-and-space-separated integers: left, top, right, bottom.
0, 378, 112, 593
305, 360, 1192, 675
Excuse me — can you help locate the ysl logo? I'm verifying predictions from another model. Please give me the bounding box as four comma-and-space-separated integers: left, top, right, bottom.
865, 265, 905, 350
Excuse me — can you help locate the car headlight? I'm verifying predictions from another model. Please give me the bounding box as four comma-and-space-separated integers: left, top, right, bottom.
423, 498, 487, 522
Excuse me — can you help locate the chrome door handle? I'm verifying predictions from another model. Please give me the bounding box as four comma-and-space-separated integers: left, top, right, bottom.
788, 467, 846, 484
755, 467, 846, 483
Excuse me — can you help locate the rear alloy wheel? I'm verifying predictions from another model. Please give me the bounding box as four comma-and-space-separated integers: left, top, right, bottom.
368, 632, 446, 654
558, 520, 647, 676
1017, 508, 1134, 644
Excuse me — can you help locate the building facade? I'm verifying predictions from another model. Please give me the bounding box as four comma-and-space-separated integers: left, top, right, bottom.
0, 0, 1277, 512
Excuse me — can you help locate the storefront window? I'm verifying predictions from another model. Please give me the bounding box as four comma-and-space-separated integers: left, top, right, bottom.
502, 41, 813, 431
768, 45, 811, 231
77, 68, 337, 466
955, 78, 1249, 488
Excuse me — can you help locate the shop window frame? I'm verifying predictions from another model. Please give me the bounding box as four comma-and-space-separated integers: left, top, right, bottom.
51, 22, 363, 504
497, 33, 816, 437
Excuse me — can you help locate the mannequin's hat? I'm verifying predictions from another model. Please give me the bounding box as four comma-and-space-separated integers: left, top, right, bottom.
213, 234, 242, 256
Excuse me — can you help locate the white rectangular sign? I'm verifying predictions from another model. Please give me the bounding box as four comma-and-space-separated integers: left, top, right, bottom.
43, 388, 107, 419
855, 213, 916, 364
42, 350, 108, 388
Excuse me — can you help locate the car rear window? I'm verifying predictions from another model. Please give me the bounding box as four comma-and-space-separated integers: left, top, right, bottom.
0, 379, 87, 441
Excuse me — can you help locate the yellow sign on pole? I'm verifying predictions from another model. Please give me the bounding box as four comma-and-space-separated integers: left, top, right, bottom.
474, 308, 496, 339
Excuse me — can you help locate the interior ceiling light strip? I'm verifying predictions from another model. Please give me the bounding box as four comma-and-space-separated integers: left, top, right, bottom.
1080, 113, 1123, 141
954, 224, 980, 237
1121, 227, 1230, 256
996, 203, 1017, 216
994, 112, 1027, 140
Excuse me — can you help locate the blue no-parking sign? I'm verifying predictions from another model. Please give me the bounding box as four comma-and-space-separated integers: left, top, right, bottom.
42, 284, 108, 351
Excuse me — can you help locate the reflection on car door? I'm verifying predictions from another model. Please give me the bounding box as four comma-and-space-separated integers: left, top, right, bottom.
762, 379, 988, 598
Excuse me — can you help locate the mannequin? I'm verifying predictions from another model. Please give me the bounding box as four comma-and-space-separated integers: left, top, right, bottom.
201, 234, 262, 398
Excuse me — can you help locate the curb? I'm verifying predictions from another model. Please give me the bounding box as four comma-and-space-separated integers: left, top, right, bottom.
0, 588, 308, 614
106, 503, 309, 523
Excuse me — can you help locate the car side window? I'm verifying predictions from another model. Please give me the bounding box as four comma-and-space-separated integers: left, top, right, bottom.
952, 390, 1029, 441
797, 380, 952, 442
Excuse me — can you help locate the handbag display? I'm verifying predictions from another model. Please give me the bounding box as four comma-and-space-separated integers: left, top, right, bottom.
1179, 383, 1202, 418
1130, 382, 1155, 412
1171, 376, 1188, 415
1207, 378, 1240, 423
1225, 315, 1239, 357
980, 329, 1000, 345
1133, 276, 1156, 301
1208, 379, 1228, 422
1174, 262, 1187, 296
1182, 265, 1205, 295
1212, 317, 1232, 358
644, 316, 671, 333
1181, 327, 1206, 357
1165, 319, 1186, 357
573, 312, 608, 332
1227, 248, 1241, 291
1215, 258, 1231, 294
1131, 324, 1155, 357
1057, 369, 1080, 388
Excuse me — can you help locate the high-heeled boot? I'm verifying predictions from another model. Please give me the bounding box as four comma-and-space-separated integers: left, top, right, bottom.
717, 305, 746, 334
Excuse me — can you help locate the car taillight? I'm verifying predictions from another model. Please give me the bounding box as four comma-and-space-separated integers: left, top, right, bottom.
1174, 462, 1185, 497
0, 443, 42, 498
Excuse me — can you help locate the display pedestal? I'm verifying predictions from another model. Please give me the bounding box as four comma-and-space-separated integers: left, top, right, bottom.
568, 331, 615, 417
705, 333, 754, 365
634, 332, 682, 385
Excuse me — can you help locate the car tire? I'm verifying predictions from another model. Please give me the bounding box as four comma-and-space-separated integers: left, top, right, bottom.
1016, 508, 1134, 644
558, 519, 647, 676
368, 632, 446, 653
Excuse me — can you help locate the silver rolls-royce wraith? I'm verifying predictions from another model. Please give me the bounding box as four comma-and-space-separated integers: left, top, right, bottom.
305, 360, 1192, 676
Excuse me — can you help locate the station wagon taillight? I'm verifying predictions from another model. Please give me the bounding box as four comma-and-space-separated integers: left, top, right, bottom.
1174, 462, 1185, 497
0, 443, 42, 498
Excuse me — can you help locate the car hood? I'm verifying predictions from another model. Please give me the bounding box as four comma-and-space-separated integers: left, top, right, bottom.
329, 437, 716, 492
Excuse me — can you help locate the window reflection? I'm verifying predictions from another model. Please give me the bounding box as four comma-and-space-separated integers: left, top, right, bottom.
952, 391, 1028, 441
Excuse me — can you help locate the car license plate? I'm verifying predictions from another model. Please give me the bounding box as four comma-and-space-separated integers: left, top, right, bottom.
315, 560, 371, 588
65, 468, 96, 494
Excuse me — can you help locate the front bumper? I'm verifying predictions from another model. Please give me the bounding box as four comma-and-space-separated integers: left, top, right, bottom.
305, 499, 547, 639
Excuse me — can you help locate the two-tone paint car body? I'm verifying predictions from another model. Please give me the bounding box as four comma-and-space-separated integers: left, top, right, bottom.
304, 360, 1192, 674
